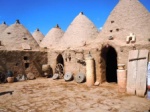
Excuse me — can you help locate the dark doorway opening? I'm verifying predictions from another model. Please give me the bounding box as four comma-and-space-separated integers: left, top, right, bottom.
25, 63, 30, 69
56, 54, 64, 66
101, 45, 118, 83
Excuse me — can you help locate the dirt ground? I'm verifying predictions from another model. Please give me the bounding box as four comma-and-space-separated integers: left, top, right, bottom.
0, 78, 150, 112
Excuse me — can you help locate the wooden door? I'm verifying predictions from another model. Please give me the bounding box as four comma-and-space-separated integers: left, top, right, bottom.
136, 50, 149, 96
127, 50, 139, 95
127, 50, 149, 96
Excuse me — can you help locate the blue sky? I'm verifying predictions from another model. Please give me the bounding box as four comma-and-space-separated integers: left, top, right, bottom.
0, 0, 150, 35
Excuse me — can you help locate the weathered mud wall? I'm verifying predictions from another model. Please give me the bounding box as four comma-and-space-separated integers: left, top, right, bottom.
47, 44, 150, 84
0, 50, 47, 77
48, 50, 86, 76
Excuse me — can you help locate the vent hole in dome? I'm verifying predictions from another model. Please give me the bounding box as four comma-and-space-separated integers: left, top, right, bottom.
110, 30, 113, 33
111, 21, 114, 23
116, 28, 119, 32
23, 38, 27, 40
7, 32, 11, 34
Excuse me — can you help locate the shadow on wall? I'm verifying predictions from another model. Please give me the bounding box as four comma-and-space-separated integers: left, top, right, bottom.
101, 45, 118, 83
93, 59, 96, 82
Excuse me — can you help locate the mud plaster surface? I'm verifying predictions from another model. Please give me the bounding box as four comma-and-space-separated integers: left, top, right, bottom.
0, 78, 150, 112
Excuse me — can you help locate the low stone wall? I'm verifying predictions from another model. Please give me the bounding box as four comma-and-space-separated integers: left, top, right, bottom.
0, 50, 47, 78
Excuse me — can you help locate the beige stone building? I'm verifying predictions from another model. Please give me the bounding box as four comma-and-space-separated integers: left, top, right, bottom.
0, 20, 47, 78
32, 28, 44, 45
40, 24, 64, 49
0, 0, 150, 86
0, 22, 8, 35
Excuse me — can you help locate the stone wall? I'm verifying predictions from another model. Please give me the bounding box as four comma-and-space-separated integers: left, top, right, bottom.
0, 50, 47, 78
48, 50, 86, 76
48, 44, 150, 84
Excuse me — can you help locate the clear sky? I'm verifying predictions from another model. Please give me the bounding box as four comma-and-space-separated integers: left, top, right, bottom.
0, 0, 149, 35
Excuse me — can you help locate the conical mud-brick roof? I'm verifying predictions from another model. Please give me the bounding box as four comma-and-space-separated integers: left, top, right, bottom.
32, 28, 44, 45
60, 12, 98, 48
0, 22, 8, 34
0, 20, 39, 51
40, 24, 64, 48
96, 0, 150, 45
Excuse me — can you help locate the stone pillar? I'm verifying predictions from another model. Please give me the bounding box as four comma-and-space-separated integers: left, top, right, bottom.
86, 54, 94, 87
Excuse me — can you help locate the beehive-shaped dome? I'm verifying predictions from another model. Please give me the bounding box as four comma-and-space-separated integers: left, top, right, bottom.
40, 24, 64, 48
0, 20, 39, 51
60, 12, 98, 48
0, 22, 8, 34
32, 28, 44, 45
97, 0, 150, 45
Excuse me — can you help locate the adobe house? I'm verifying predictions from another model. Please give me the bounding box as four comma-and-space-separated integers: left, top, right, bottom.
0, 22, 8, 34
32, 28, 44, 45
0, 0, 149, 85
93, 0, 150, 83
47, 12, 99, 80
0, 20, 47, 78
47, 0, 150, 84
40, 24, 64, 49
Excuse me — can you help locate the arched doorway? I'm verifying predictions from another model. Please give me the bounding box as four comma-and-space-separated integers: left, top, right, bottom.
56, 54, 64, 66
101, 45, 118, 83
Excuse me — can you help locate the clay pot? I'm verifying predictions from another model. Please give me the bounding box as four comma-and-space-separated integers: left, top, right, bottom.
42, 64, 50, 72
27, 72, 35, 80
7, 77, 14, 83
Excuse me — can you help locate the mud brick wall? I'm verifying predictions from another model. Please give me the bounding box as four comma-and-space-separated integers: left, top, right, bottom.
47, 44, 150, 83
48, 50, 86, 76
0, 50, 47, 77
66, 50, 86, 75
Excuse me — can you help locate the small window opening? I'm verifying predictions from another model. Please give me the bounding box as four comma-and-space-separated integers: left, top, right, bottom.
44, 47, 47, 49
7, 32, 11, 34
24, 56, 29, 60
110, 30, 113, 32
68, 53, 71, 61
116, 29, 119, 32
23, 38, 27, 40
25, 63, 30, 68
111, 21, 114, 23
65, 58, 67, 62
148, 38, 150, 42
15, 63, 19, 66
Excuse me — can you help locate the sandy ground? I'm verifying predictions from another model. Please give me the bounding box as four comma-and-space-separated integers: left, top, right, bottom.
0, 78, 150, 112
